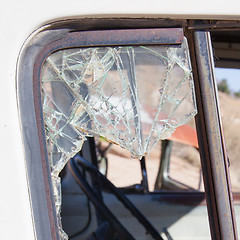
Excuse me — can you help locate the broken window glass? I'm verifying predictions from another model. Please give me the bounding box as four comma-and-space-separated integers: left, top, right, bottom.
41, 37, 197, 239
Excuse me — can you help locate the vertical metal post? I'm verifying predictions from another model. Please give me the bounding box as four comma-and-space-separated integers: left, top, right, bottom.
140, 157, 149, 193
188, 30, 238, 239
154, 140, 172, 190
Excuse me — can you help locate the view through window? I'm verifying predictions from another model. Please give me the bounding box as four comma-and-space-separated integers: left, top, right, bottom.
215, 67, 240, 192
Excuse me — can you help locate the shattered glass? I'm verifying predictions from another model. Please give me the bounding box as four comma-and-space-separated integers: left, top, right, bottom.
41, 37, 197, 239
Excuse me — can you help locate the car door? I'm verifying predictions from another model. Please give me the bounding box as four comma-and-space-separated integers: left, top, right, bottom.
17, 18, 239, 240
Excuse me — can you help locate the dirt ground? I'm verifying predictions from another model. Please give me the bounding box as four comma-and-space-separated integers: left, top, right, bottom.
104, 142, 203, 192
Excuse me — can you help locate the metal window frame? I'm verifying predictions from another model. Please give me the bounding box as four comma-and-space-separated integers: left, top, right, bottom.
17, 18, 239, 240
186, 29, 238, 239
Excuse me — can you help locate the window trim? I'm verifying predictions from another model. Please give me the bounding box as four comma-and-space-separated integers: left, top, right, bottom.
17, 19, 240, 240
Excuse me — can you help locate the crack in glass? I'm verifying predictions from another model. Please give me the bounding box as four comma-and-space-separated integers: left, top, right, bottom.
41, 37, 197, 239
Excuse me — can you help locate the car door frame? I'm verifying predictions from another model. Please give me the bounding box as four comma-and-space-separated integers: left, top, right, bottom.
17, 18, 239, 239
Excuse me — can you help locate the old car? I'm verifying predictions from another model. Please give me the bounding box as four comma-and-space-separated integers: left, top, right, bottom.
2, 1, 240, 239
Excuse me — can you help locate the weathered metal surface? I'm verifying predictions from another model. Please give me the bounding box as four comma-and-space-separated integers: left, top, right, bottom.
31, 26, 185, 240
20, 20, 240, 240
34, 28, 184, 76
188, 20, 240, 30
45, 18, 187, 31
18, 31, 62, 239
187, 30, 238, 240
63, 28, 183, 46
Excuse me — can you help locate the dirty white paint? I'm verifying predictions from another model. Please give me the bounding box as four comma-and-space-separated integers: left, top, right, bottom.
1, 0, 240, 239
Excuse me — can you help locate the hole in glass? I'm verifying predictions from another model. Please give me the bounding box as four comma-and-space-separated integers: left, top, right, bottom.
40, 39, 197, 238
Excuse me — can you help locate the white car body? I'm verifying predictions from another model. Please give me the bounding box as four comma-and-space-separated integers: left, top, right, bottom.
1, 1, 240, 239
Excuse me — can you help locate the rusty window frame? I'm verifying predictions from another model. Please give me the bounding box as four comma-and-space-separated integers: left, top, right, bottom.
17, 26, 184, 240
17, 19, 240, 240
186, 28, 238, 239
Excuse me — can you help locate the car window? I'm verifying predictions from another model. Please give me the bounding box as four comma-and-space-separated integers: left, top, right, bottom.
17, 21, 239, 239
40, 31, 197, 236
211, 30, 240, 193
102, 121, 202, 192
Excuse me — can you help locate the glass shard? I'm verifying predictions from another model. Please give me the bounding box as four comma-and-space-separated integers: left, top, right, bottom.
41, 38, 197, 238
